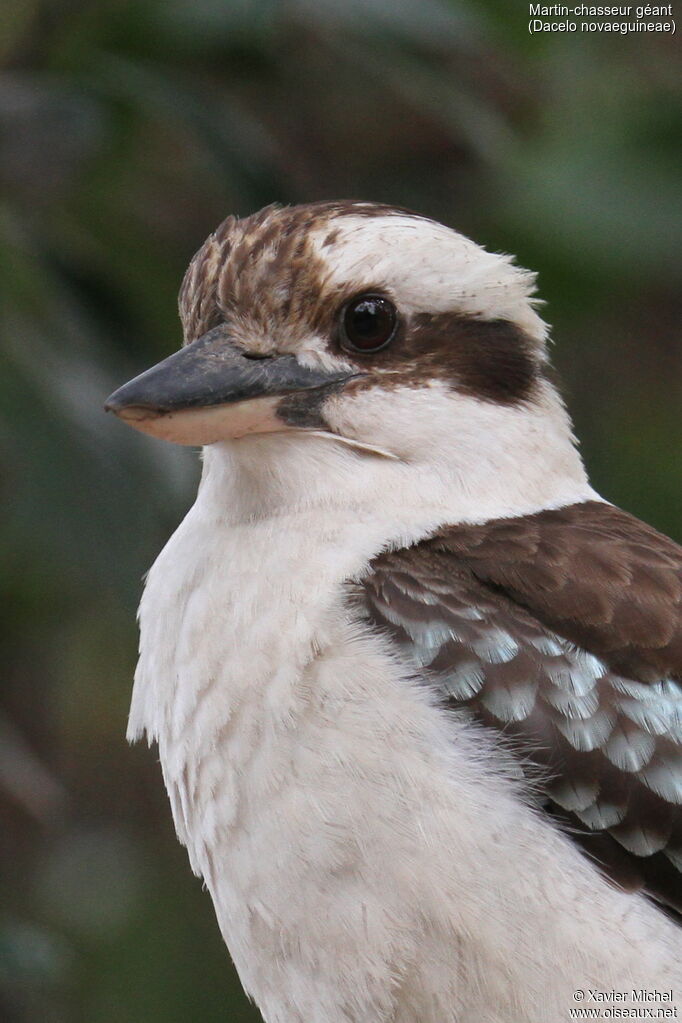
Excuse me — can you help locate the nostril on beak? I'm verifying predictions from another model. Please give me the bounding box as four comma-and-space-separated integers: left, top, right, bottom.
241, 350, 274, 361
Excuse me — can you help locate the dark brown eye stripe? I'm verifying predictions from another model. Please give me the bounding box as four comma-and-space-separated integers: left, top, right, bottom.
341, 312, 540, 406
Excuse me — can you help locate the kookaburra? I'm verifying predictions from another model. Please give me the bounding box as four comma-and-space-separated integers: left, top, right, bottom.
106, 202, 682, 1023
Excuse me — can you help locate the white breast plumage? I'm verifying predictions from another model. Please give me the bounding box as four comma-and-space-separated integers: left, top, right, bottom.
130, 450, 681, 1023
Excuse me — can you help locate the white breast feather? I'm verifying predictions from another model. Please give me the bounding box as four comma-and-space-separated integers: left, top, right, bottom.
131, 437, 682, 1023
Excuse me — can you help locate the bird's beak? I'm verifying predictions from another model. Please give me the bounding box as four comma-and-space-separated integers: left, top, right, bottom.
104, 325, 357, 446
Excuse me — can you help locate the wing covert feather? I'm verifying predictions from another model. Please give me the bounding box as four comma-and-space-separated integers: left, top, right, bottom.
358, 503, 682, 916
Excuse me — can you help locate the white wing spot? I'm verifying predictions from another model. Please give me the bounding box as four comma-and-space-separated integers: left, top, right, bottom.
604, 723, 656, 773
542, 685, 600, 721
480, 682, 538, 723
639, 751, 682, 805
555, 710, 616, 752
471, 630, 520, 665
548, 776, 599, 813
576, 799, 626, 831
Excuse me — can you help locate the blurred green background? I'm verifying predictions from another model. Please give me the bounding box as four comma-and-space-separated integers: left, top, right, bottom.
0, 1, 680, 1020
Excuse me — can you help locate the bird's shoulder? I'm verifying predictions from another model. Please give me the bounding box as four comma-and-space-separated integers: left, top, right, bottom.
423, 500, 681, 682
357, 499, 682, 916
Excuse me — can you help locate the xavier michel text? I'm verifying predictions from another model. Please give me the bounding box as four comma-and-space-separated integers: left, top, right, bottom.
574, 990, 676, 1004
529, 4, 676, 33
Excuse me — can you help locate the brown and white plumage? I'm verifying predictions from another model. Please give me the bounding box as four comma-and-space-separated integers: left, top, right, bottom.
361, 501, 682, 916
106, 202, 682, 1022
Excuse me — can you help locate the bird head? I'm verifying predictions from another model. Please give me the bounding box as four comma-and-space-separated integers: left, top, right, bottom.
106, 202, 590, 520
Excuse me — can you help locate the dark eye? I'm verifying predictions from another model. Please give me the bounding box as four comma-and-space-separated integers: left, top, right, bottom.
340, 294, 397, 353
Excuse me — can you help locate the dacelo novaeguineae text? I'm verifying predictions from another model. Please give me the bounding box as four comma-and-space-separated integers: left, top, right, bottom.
106, 202, 682, 1023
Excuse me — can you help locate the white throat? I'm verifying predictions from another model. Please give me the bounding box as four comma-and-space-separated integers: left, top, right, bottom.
195, 377, 599, 530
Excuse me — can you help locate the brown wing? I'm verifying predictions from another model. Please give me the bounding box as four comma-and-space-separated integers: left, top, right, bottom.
358, 502, 682, 917
431, 501, 682, 684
